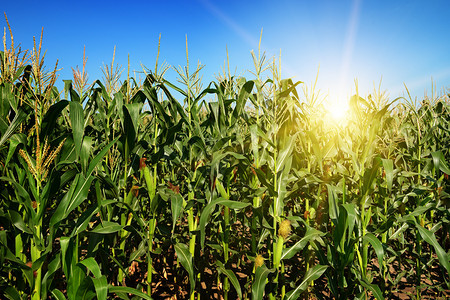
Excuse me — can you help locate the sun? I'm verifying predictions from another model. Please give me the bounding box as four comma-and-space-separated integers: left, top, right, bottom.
328, 101, 349, 121
325, 95, 350, 124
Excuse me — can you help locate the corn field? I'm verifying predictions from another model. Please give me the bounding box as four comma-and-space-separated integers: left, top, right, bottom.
0, 24, 449, 300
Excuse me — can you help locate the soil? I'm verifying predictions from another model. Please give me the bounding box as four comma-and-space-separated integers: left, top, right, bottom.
120, 228, 450, 299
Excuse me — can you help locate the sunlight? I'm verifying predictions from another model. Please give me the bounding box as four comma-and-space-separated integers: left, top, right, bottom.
324, 0, 360, 125
325, 92, 351, 124
328, 101, 349, 121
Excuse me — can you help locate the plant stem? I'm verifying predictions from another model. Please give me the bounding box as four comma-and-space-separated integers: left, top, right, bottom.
147, 218, 156, 296
31, 184, 42, 300
223, 205, 230, 299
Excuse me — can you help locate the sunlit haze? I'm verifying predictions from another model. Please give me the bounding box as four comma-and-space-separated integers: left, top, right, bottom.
327, 98, 350, 122
2, 0, 450, 103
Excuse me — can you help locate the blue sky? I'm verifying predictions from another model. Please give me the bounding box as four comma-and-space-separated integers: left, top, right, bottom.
2, 0, 450, 103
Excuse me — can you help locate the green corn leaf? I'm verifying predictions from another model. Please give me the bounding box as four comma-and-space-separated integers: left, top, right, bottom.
170, 192, 184, 234
334, 206, 348, 251
210, 152, 248, 180
188, 135, 207, 156
72, 266, 90, 299
131, 89, 146, 104
32, 253, 48, 273
431, 150, 450, 175
250, 125, 260, 166
398, 201, 434, 223
285, 264, 328, 300
129, 240, 147, 262
91, 221, 125, 234
362, 157, 382, 197
363, 233, 384, 270
143, 84, 171, 125
275, 168, 293, 217
216, 261, 242, 299
254, 168, 276, 198
381, 158, 394, 192
341, 203, 357, 239
12, 65, 27, 82
165, 119, 184, 145
276, 134, 297, 173
63, 79, 72, 99
108, 286, 152, 299
215, 178, 228, 199
86, 137, 119, 177
0, 177, 35, 220
80, 136, 94, 175
2, 286, 21, 300
281, 227, 324, 260
62, 174, 95, 225
163, 78, 188, 97
91, 276, 108, 300
0, 232, 29, 269
143, 166, 156, 204
78, 257, 102, 278
415, 224, 450, 274
249, 123, 276, 148
60, 236, 85, 299
41, 100, 69, 138
5, 133, 26, 166
60, 237, 73, 282
51, 289, 67, 300
174, 243, 195, 295
327, 184, 339, 223
0, 108, 27, 147
71, 205, 98, 237
8, 210, 32, 234
200, 197, 251, 248
69, 101, 84, 160
252, 265, 274, 300
74, 277, 96, 299
220, 199, 251, 210
69, 85, 81, 103
278, 79, 302, 100
306, 131, 323, 173
199, 200, 219, 249
0, 86, 12, 118
234, 80, 254, 119
41, 256, 61, 299
49, 175, 77, 228
122, 103, 142, 156
359, 279, 384, 300
113, 91, 124, 121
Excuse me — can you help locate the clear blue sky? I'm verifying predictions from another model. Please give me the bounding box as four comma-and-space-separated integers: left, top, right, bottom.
2, 0, 450, 102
